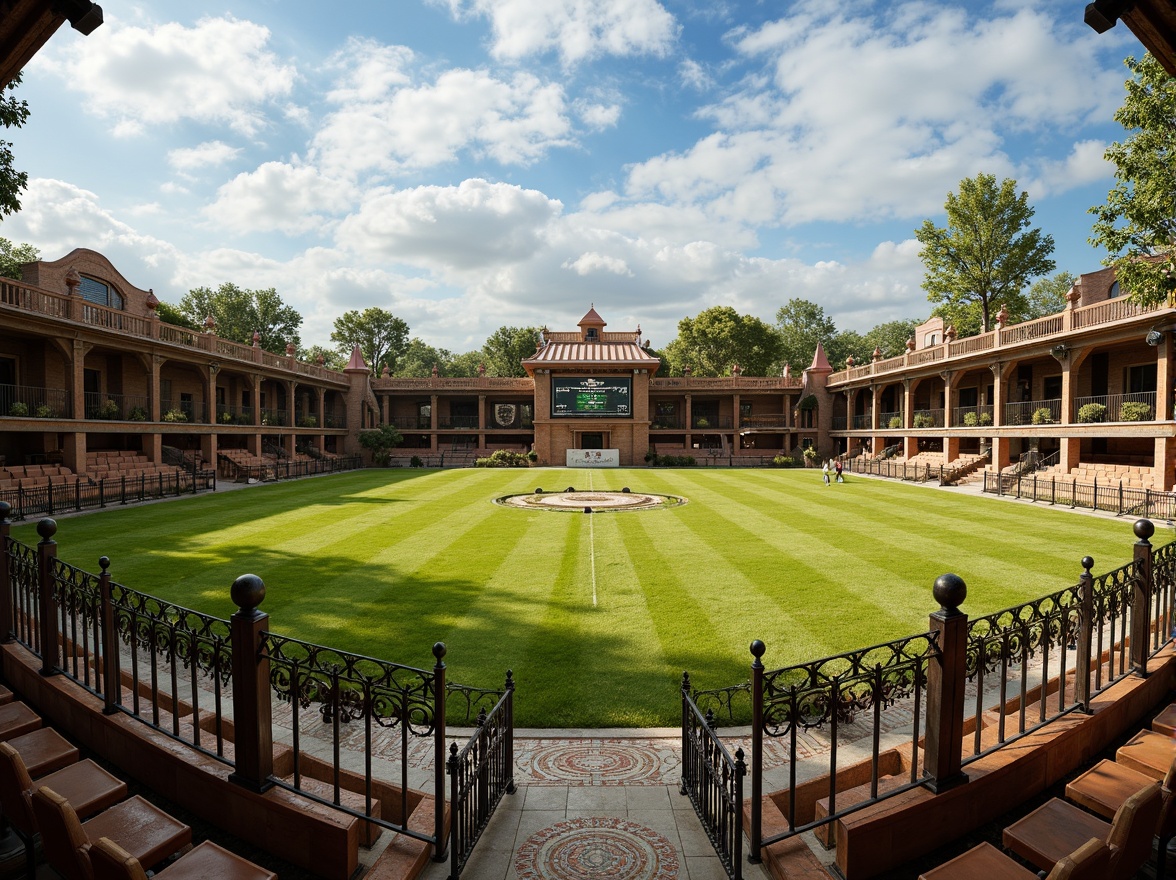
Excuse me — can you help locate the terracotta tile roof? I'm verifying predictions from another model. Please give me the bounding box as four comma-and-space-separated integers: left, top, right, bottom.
578, 307, 607, 327
525, 341, 660, 366
345, 343, 369, 371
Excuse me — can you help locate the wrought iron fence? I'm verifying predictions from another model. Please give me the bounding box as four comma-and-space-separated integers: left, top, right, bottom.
0, 469, 216, 520
983, 471, 1176, 519
681, 675, 746, 880
1004, 399, 1062, 426
952, 405, 994, 428
0, 383, 71, 419
83, 391, 152, 421
844, 458, 935, 482
217, 454, 363, 483
1074, 391, 1157, 423
447, 675, 516, 879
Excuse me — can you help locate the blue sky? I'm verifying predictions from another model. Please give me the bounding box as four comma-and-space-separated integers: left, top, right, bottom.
1, 0, 1145, 356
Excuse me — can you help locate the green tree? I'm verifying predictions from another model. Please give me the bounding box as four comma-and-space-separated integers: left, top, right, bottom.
298, 344, 346, 371
448, 350, 484, 377
930, 302, 983, 338
775, 299, 837, 374
155, 300, 198, 331
0, 75, 30, 217
916, 174, 1055, 332
330, 307, 409, 375
862, 319, 918, 359
1025, 271, 1075, 319
828, 330, 866, 369
0, 236, 37, 280
358, 423, 403, 464
481, 326, 540, 377
1090, 54, 1176, 307
396, 338, 482, 377
178, 283, 302, 354
663, 306, 781, 377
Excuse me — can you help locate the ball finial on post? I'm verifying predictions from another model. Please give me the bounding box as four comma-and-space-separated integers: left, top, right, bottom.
230, 574, 266, 613
432, 641, 447, 661
933, 573, 966, 615
0, 501, 10, 522
1134, 519, 1155, 543
750, 639, 766, 660
99, 556, 110, 573
36, 518, 57, 541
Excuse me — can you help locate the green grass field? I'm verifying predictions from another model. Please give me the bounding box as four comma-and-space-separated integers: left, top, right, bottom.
9, 468, 1151, 727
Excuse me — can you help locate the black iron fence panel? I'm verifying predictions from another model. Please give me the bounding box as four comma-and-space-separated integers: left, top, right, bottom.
681, 680, 745, 880
7, 537, 38, 652
51, 557, 103, 691
1090, 560, 1137, 691
964, 581, 1083, 762
263, 632, 442, 845
756, 632, 939, 847
1153, 542, 1176, 655
984, 472, 1176, 519
109, 580, 234, 758
0, 469, 215, 520
447, 679, 516, 879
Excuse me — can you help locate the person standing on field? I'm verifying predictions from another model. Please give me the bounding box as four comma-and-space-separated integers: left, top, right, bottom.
835, 460, 844, 483
822, 460, 830, 486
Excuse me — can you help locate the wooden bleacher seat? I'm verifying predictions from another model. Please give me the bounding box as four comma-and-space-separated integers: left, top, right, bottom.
1152, 702, 1176, 737
0, 741, 128, 879
1065, 754, 1176, 877
89, 837, 278, 880
1003, 781, 1162, 879
6, 727, 80, 776
0, 702, 42, 741
1115, 729, 1175, 779
30, 785, 192, 880
919, 838, 1110, 880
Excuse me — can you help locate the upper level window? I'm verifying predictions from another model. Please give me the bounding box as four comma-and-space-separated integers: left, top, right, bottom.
79, 276, 123, 309
1109, 280, 1121, 298
586, 328, 599, 340
924, 333, 939, 347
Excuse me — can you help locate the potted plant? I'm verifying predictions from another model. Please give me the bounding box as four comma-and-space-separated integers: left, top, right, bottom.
1119, 401, 1152, 421
888, 416, 902, 429
162, 409, 188, 422
802, 447, 818, 466
34, 404, 54, 418
913, 413, 933, 428
978, 412, 993, 426
298, 415, 318, 428
1031, 407, 1053, 425
962, 411, 978, 427
695, 417, 710, 428
1077, 403, 1106, 423
219, 411, 234, 424
128, 406, 148, 421
7, 402, 28, 417
96, 399, 120, 419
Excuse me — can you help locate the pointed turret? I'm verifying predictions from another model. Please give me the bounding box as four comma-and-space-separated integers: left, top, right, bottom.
807, 341, 833, 374
345, 343, 368, 373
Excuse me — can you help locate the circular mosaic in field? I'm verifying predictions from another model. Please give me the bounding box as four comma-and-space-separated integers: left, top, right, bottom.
515, 817, 680, 880
497, 490, 684, 512
523, 741, 672, 785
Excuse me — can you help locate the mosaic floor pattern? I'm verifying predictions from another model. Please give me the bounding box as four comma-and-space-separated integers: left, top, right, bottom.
515, 817, 681, 880
517, 739, 679, 785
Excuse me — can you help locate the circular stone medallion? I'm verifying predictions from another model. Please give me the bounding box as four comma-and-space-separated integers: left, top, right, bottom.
515, 817, 680, 880
497, 491, 684, 512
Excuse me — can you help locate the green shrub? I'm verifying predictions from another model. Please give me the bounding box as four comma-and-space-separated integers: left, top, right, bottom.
34, 404, 54, 418
527, 450, 538, 462
772, 454, 795, 467
1031, 407, 1053, 425
695, 417, 710, 428
410, 455, 423, 467
1119, 401, 1152, 421
1077, 403, 1106, 423
7, 402, 28, 417
298, 415, 318, 428
913, 413, 933, 429
219, 411, 234, 424
128, 407, 148, 421
979, 412, 993, 426
962, 411, 978, 427
96, 399, 120, 419
475, 449, 531, 468
162, 409, 188, 422
888, 416, 902, 429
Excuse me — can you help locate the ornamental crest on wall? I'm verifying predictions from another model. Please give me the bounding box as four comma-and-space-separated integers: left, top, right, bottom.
495, 404, 517, 427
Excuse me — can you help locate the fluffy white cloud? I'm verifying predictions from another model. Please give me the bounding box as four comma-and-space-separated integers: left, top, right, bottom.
434, 0, 678, 64
336, 179, 563, 271
168, 141, 242, 172
204, 162, 357, 235
313, 62, 575, 177
623, 4, 1121, 227
46, 16, 294, 135
1028, 140, 1113, 198
562, 252, 632, 276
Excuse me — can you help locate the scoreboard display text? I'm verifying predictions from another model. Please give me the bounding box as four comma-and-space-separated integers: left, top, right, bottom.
551, 377, 632, 418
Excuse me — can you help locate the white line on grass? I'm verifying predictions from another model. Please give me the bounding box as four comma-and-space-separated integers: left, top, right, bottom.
588, 470, 597, 606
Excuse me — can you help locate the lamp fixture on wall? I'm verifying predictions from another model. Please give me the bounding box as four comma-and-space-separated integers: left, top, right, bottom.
1050, 344, 1068, 362
1147, 330, 1166, 347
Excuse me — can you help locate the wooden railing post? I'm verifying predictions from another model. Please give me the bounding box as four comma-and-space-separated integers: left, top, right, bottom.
0, 501, 12, 643
36, 518, 59, 676
98, 556, 120, 714
432, 641, 447, 861
1076, 556, 1095, 712
749, 639, 765, 863
227, 574, 273, 792
923, 574, 968, 793
1132, 519, 1155, 676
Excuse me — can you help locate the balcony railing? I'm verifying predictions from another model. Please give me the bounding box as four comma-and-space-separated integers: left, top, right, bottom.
1004, 399, 1062, 426
953, 405, 994, 428
651, 416, 685, 430
161, 400, 206, 424
84, 391, 151, 422
832, 416, 847, 431
911, 408, 944, 429
851, 414, 872, 430
440, 416, 479, 429
215, 405, 254, 426
879, 410, 903, 429
1074, 391, 1157, 423
741, 414, 789, 428
693, 416, 733, 430
260, 408, 288, 428
388, 415, 431, 430
0, 384, 71, 419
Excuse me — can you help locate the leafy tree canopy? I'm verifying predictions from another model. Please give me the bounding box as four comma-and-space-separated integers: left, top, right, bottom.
395, 338, 482, 377
155, 301, 198, 331
330, 307, 409, 374
0, 75, 30, 218
1090, 54, 1176, 307
481, 326, 540, 377
862, 319, 918, 360
298, 344, 346, 371
916, 173, 1055, 332
0, 236, 37, 280
775, 299, 838, 374
1025, 271, 1075, 319
663, 306, 782, 377
358, 424, 403, 464
178, 283, 302, 355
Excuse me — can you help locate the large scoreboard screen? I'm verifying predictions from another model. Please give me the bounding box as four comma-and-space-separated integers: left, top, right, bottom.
551, 377, 632, 418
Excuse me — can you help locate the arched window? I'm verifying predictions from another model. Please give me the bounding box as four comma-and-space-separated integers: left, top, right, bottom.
79, 276, 124, 309
1109, 280, 1121, 298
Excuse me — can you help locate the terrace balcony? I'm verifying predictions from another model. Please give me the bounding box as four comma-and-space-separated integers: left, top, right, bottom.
84, 391, 150, 421
953, 405, 994, 428
0, 384, 71, 419
439, 415, 479, 429
1005, 398, 1063, 426
259, 408, 286, 427
651, 416, 685, 429
1075, 391, 1157, 423
215, 404, 254, 426
692, 415, 732, 430
388, 414, 431, 430
879, 410, 903, 429
741, 413, 790, 428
